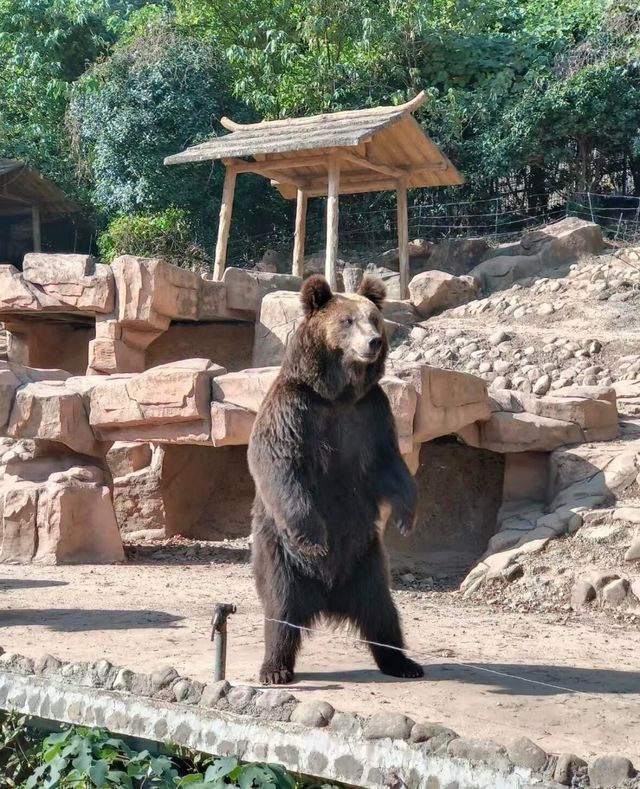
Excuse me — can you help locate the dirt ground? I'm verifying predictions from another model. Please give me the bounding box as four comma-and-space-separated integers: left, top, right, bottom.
1, 543, 639, 764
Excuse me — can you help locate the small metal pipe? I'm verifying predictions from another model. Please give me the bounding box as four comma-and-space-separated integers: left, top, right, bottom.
211, 602, 236, 681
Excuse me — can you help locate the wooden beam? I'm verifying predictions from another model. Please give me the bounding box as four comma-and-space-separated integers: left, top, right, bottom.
341, 151, 404, 179
396, 179, 409, 299
325, 157, 341, 289
297, 175, 398, 198
31, 204, 41, 253
224, 154, 329, 173
213, 168, 237, 281
292, 189, 308, 278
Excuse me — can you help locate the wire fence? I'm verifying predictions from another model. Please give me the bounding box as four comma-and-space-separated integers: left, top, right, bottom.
224, 189, 640, 268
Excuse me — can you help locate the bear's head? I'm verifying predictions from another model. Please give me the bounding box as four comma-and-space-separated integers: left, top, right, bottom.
284, 274, 387, 401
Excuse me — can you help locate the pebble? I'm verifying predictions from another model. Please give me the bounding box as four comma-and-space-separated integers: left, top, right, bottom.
533, 375, 551, 395
227, 685, 256, 710
199, 680, 230, 707
537, 303, 555, 316
507, 737, 548, 772
589, 755, 635, 787
554, 753, 587, 785
526, 367, 542, 381
291, 700, 335, 727
494, 360, 512, 374
459, 342, 478, 356
255, 689, 296, 710
489, 330, 510, 345
409, 326, 428, 343
364, 712, 414, 741
602, 578, 629, 607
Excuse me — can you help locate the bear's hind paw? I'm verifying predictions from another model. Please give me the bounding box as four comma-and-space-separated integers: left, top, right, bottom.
259, 664, 295, 685
378, 655, 424, 679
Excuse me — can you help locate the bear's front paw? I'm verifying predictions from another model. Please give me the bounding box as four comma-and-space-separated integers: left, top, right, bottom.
392, 508, 417, 537
259, 663, 294, 685
293, 532, 328, 557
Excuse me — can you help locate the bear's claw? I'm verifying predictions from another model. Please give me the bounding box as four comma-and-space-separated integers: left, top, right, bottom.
259, 665, 295, 685
294, 537, 328, 557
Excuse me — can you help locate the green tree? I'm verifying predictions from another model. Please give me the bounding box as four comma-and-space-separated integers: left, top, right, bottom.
68, 16, 286, 255
0, 0, 156, 192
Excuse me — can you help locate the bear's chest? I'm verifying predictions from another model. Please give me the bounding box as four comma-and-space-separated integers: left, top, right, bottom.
315, 402, 374, 476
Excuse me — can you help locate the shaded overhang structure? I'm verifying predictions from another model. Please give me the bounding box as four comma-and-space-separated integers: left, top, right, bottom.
0, 159, 85, 252
165, 91, 464, 296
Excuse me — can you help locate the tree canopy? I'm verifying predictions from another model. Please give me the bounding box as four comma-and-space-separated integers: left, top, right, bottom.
1, 0, 638, 262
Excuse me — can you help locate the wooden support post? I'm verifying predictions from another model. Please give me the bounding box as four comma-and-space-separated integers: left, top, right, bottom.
325, 157, 341, 289
397, 179, 409, 299
31, 204, 41, 253
292, 189, 308, 278
213, 167, 237, 281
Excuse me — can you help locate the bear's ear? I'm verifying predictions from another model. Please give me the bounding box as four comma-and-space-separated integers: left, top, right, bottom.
358, 275, 386, 310
301, 274, 333, 316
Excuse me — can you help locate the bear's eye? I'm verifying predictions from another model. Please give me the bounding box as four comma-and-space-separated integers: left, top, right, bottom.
342, 316, 354, 327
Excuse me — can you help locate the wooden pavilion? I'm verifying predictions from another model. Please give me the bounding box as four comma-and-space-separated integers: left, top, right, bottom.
0, 159, 91, 264
165, 92, 464, 297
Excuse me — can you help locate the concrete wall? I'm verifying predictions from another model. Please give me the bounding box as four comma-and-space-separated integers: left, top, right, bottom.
0, 658, 573, 789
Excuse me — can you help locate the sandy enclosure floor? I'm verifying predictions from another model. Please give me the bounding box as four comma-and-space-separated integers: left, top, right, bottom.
1, 551, 639, 764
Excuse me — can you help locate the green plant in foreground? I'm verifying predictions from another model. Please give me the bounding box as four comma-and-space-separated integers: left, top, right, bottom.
0, 715, 341, 789
0, 713, 38, 787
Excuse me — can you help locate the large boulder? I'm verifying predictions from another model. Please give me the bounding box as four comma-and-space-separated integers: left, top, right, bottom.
210, 402, 256, 447
0, 440, 124, 565
471, 218, 605, 292
252, 292, 302, 367
211, 368, 279, 413
426, 238, 490, 275
7, 380, 101, 456
0, 362, 20, 430
0, 265, 42, 312
461, 410, 583, 454
89, 359, 225, 443
408, 270, 478, 318
380, 376, 417, 455
372, 238, 489, 276
111, 256, 201, 330
222, 268, 302, 314
459, 385, 617, 453
22, 253, 114, 314
392, 363, 491, 443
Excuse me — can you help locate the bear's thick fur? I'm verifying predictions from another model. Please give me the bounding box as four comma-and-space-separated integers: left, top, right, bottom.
247, 274, 422, 684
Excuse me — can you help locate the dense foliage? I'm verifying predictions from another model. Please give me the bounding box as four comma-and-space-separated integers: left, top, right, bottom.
0, 714, 340, 789
0, 0, 638, 261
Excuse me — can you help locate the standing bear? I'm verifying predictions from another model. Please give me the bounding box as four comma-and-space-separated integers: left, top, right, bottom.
248, 273, 423, 684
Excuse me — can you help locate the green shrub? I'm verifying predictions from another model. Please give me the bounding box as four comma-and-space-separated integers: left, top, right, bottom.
98, 208, 210, 271
0, 714, 343, 789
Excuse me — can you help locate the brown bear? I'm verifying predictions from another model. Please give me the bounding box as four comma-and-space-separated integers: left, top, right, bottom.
247, 273, 422, 685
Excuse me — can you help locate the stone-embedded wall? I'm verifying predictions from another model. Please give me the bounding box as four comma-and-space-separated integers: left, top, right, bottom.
2, 650, 625, 789
0, 350, 625, 565
0, 255, 302, 377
